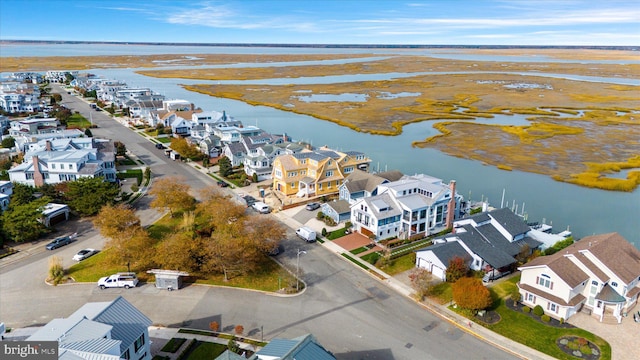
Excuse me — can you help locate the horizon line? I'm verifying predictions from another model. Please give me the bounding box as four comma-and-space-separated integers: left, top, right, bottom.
1, 40, 638, 50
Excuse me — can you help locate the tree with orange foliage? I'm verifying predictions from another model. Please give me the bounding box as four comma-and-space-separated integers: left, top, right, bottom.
446, 256, 470, 283
451, 277, 492, 313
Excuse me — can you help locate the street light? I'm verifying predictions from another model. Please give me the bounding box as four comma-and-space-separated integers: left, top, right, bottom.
296, 249, 307, 292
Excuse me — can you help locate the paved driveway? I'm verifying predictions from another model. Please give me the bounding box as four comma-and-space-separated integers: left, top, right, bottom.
567, 310, 638, 360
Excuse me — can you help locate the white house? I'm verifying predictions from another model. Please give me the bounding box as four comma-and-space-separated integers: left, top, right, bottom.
28, 296, 152, 360
351, 174, 463, 241
9, 117, 62, 137
518, 232, 640, 323
415, 208, 542, 280
9, 138, 117, 186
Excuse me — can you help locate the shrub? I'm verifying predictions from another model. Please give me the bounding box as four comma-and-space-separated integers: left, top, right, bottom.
322, 228, 327, 236
522, 306, 531, 313
234, 325, 244, 336
576, 337, 588, 347
533, 305, 544, 316
316, 211, 324, 220
560, 317, 565, 324
580, 345, 592, 355
510, 289, 521, 303
567, 341, 580, 350
48, 256, 65, 285
541, 315, 551, 322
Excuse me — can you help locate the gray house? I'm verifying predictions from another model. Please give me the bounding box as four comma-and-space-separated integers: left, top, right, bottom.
321, 200, 352, 224
28, 296, 152, 360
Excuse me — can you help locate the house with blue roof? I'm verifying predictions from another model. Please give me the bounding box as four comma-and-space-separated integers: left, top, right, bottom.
216, 334, 335, 360
28, 296, 152, 360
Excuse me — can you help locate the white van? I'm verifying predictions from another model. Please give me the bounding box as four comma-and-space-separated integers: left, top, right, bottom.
296, 226, 317, 242
252, 201, 271, 214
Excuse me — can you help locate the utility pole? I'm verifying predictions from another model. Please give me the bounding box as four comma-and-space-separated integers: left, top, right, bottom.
296, 249, 307, 292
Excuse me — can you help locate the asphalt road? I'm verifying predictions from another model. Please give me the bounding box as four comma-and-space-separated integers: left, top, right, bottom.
0, 86, 517, 360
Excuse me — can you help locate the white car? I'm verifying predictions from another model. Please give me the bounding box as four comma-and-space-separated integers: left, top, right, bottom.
73, 248, 98, 261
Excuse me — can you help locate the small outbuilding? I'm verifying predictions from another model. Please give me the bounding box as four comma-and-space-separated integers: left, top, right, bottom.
147, 269, 189, 290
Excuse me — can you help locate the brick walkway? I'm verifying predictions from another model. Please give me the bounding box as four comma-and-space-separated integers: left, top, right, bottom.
332, 233, 372, 251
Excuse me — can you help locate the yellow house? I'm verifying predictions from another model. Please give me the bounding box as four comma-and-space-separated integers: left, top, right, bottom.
272, 146, 371, 198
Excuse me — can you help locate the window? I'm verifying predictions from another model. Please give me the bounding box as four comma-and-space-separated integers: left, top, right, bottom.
611, 282, 618, 287
325, 170, 333, 177
537, 274, 553, 289
60, 164, 65, 170
290, 182, 296, 188
122, 349, 130, 360
51, 164, 56, 169
527, 293, 536, 303
134, 334, 145, 352
548, 302, 558, 313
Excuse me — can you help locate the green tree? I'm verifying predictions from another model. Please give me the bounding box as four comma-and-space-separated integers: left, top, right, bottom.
451, 277, 493, 314
218, 156, 232, 177
1, 136, 15, 149
9, 182, 36, 206
1, 197, 50, 242
144, 167, 151, 183
64, 72, 74, 84
84, 89, 97, 98
149, 177, 195, 217
84, 128, 93, 137
51, 93, 62, 103
64, 177, 120, 216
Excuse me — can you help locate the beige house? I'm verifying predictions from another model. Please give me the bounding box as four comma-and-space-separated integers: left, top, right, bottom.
518, 233, 640, 323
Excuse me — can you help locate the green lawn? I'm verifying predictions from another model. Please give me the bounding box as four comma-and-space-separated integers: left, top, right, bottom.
360, 251, 380, 264
67, 251, 129, 282
194, 259, 298, 292
483, 298, 610, 360
379, 252, 416, 275
157, 137, 172, 143
350, 246, 368, 255
326, 227, 350, 240
185, 342, 227, 360
67, 113, 91, 129
454, 275, 612, 360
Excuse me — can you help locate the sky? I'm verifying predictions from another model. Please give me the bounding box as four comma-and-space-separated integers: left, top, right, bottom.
1, 0, 639, 46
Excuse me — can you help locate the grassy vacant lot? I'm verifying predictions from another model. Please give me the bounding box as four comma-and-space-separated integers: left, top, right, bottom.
66, 113, 91, 129
68, 213, 297, 292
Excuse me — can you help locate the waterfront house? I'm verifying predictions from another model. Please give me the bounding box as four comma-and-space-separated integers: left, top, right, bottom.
415, 208, 541, 280
518, 232, 640, 323
352, 174, 463, 241
8, 117, 62, 137
339, 169, 404, 204
28, 296, 152, 360
271, 146, 371, 199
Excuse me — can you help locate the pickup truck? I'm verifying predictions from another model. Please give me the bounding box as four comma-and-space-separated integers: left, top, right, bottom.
98, 273, 139, 289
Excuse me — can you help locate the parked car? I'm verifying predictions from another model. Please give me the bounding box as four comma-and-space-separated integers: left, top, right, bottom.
305, 202, 321, 211
155, 143, 165, 149
217, 181, 228, 187
251, 201, 271, 214
242, 195, 257, 207
296, 226, 317, 242
45, 236, 72, 250
98, 272, 138, 289
482, 270, 512, 283
73, 248, 98, 261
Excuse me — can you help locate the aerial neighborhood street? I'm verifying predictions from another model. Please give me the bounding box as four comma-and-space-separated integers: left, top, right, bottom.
0, 85, 532, 360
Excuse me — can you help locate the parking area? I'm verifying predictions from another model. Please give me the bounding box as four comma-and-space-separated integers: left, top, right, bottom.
332, 232, 373, 251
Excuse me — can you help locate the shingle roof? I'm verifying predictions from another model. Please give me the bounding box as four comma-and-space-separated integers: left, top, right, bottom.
325, 199, 351, 214
489, 208, 531, 237
523, 233, 640, 286
457, 225, 516, 268
417, 241, 471, 266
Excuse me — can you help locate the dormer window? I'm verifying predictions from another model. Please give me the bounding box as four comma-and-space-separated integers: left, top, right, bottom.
611, 282, 618, 287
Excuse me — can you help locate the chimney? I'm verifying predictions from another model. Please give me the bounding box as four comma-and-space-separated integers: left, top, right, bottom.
445, 180, 456, 229
45, 140, 52, 151
32, 156, 45, 187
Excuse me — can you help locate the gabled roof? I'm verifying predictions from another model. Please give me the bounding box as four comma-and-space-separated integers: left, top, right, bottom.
522, 233, 640, 286
253, 334, 335, 360
70, 296, 152, 354
323, 199, 351, 214
416, 241, 471, 267
489, 208, 531, 237
457, 225, 516, 268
